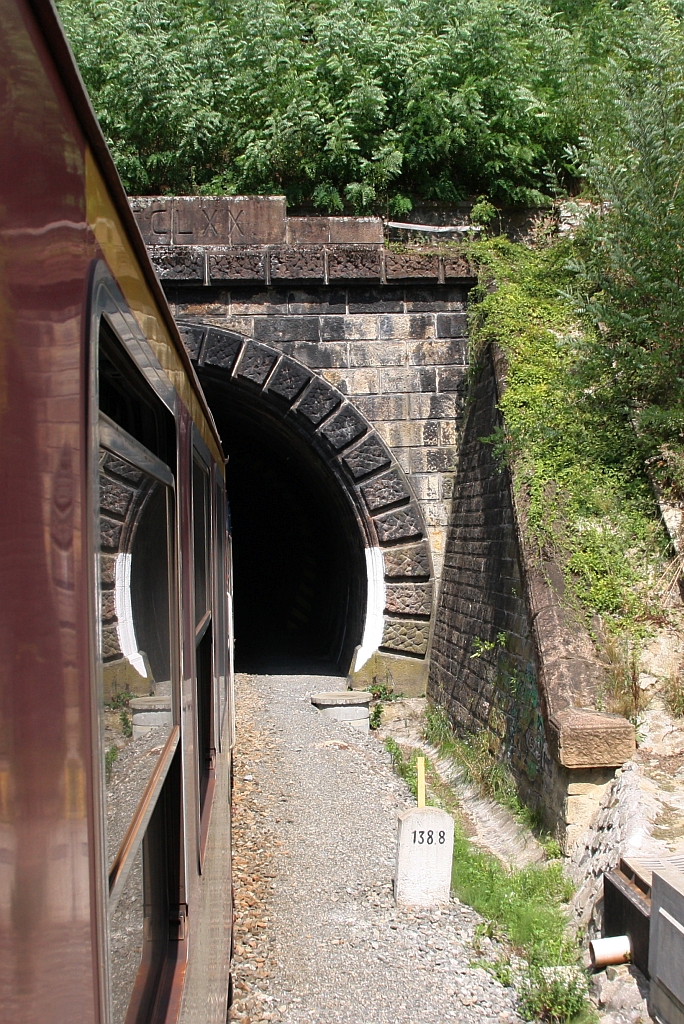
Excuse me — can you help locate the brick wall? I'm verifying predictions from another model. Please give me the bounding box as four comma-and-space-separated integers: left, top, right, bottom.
428, 353, 548, 804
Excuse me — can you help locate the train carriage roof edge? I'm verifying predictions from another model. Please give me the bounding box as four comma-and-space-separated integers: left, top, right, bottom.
25, 0, 226, 467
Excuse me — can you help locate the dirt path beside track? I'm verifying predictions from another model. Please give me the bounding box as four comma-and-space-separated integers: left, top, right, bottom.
228, 673, 522, 1024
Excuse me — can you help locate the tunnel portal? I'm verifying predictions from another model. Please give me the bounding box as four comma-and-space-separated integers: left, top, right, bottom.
206, 385, 366, 674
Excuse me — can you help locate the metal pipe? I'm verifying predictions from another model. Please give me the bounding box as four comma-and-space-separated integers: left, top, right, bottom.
589, 935, 632, 969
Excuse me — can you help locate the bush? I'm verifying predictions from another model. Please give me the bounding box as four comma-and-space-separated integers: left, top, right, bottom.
58, 0, 578, 205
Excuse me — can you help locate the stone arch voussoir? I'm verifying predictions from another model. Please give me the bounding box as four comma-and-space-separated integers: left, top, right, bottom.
177, 320, 435, 674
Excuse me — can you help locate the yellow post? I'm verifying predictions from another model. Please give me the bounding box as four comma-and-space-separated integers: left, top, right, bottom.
416, 756, 426, 808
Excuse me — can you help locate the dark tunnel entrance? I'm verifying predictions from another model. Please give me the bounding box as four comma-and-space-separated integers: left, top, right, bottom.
200, 378, 367, 675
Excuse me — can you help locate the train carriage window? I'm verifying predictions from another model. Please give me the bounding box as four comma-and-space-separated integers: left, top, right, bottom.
193, 453, 215, 841
96, 317, 183, 1024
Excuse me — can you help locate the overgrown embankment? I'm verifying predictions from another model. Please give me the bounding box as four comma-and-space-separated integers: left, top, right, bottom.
466, 234, 671, 718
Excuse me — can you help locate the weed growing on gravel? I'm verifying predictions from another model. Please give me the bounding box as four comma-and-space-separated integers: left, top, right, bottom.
386, 728, 591, 1023
452, 826, 592, 1022
424, 704, 554, 841
384, 738, 428, 799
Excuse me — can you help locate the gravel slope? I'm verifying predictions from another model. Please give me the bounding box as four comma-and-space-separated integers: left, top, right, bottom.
229, 674, 523, 1024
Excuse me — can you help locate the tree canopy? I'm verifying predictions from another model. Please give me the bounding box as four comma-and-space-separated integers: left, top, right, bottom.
58, 0, 584, 207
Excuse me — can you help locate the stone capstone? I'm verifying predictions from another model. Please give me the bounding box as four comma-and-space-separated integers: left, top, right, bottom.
201, 327, 243, 370
100, 477, 134, 518
548, 708, 636, 769
235, 340, 279, 386
381, 619, 430, 655
295, 377, 342, 424
319, 405, 367, 449
266, 357, 312, 402
374, 505, 423, 543
342, 434, 392, 479
383, 544, 431, 578
385, 583, 433, 617
360, 470, 411, 512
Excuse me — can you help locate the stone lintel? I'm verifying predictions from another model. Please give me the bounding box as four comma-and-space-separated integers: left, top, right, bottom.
547, 707, 636, 769
147, 242, 475, 283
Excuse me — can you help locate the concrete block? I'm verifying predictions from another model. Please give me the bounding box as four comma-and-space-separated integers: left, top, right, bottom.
408, 393, 459, 419
548, 708, 636, 769
375, 421, 426, 448
349, 341, 406, 367
230, 287, 288, 315
408, 340, 467, 365
383, 543, 431, 578
319, 405, 367, 450
374, 505, 423, 543
209, 249, 265, 281
405, 286, 466, 312
320, 314, 377, 341
394, 807, 454, 907
361, 470, 411, 511
649, 869, 684, 1024
410, 474, 441, 501
288, 289, 347, 315
378, 314, 435, 340
381, 618, 429, 655
253, 315, 320, 342
270, 246, 325, 280
148, 245, 204, 280
292, 342, 348, 369
327, 246, 382, 279
443, 254, 475, 279
353, 395, 408, 420
409, 448, 459, 473
234, 340, 279, 385
385, 583, 433, 616
295, 377, 342, 424
348, 649, 429, 696
286, 217, 331, 245
344, 368, 381, 395
385, 252, 439, 280
348, 287, 403, 314
133, 196, 287, 246
437, 366, 468, 392
311, 690, 371, 733
436, 312, 468, 337
328, 217, 383, 244
342, 433, 392, 479
380, 368, 437, 394
440, 421, 459, 446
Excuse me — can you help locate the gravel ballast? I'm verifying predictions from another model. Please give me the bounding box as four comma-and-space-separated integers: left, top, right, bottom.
228, 673, 524, 1024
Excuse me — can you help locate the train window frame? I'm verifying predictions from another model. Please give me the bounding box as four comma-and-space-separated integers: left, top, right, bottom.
99, 413, 179, 905
88, 262, 187, 1024
191, 430, 217, 866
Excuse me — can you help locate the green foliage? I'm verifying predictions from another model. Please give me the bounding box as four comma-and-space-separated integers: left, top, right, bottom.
120, 708, 133, 738
518, 964, 592, 1023
567, 0, 684, 505
106, 689, 135, 710
468, 235, 669, 646
57, 0, 579, 205
105, 744, 119, 783
384, 738, 433, 799
369, 703, 383, 729
425, 703, 552, 838
385, 731, 590, 1020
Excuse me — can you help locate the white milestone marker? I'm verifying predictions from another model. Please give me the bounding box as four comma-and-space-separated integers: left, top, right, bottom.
394, 760, 454, 907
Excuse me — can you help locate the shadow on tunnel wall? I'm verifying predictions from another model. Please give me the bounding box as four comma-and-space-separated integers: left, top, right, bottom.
202, 379, 367, 676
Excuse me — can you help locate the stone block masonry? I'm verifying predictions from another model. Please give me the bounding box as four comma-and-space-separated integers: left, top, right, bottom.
136, 199, 635, 853
163, 281, 471, 587
428, 348, 636, 850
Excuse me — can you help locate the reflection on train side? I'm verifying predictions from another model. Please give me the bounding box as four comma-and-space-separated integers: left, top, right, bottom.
98, 416, 180, 1023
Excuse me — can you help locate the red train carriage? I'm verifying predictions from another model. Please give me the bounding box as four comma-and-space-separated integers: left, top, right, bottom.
0, 0, 235, 1020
